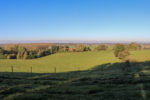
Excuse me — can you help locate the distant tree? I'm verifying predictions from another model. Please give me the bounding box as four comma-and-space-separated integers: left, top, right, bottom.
6, 45, 19, 54
18, 46, 26, 58
17, 53, 21, 59
0, 54, 7, 59
27, 51, 37, 59
23, 52, 28, 59
64, 46, 69, 52
77, 44, 84, 52
95, 45, 108, 51
77, 44, 90, 52
114, 44, 130, 62
44, 49, 51, 55
118, 50, 130, 60
85, 47, 91, 51
114, 44, 126, 57
58, 46, 66, 52
0, 48, 4, 54
7, 55, 11, 59
7, 54, 16, 59
51, 46, 59, 54
28, 51, 33, 59
128, 42, 138, 50
37, 50, 43, 57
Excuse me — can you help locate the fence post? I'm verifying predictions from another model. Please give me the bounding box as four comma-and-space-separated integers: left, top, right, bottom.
11, 66, 13, 73
31, 67, 32, 74
54, 67, 56, 73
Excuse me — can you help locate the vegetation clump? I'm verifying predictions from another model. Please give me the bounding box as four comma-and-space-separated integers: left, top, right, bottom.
95, 45, 108, 51
114, 44, 130, 61
0, 44, 93, 59
77, 44, 91, 52
0, 45, 53, 59
128, 42, 139, 50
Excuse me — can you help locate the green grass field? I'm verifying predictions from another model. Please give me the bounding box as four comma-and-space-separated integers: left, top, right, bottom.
1, 59, 150, 100
1, 50, 150, 100
0, 51, 119, 73
0, 50, 150, 73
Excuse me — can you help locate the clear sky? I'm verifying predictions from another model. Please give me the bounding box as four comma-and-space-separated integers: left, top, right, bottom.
0, 0, 150, 41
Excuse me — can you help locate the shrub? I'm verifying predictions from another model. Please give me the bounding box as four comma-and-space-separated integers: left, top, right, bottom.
58, 46, 66, 52
128, 42, 139, 50
7, 54, 16, 59
0, 48, 4, 54
118, 50, 130, 60
114, 44, 126, 57
23, 52, 28, 59
18, 46, 26, 58
17, 53, 21, 59
37, 50, 43, 57
51, 46, 59, 54
0, 54, 7, 59
77, 44, 90, 52
95, 45, 108, 51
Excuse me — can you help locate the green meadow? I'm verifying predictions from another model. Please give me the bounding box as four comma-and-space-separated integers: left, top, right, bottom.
1, 50, 150, 100
0, 51, 118, 73
0, 50, 150, 73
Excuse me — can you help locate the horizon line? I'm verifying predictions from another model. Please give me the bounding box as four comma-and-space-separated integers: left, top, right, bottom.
1, 39, 150, 44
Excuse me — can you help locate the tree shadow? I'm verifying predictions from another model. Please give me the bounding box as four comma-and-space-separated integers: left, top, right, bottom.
1, 61, 150, 100
85, 61, 150, 100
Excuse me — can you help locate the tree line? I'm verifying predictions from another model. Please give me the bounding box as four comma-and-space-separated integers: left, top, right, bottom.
0, 44, 91, 59
0, 45, 62, 59
0, 42, 139, 59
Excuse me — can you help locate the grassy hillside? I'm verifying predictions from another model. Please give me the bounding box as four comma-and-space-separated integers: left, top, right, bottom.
1, 50, 150, 100
0, 50, 150, 73
1, 61, 150, 100
0, 51, 119, 73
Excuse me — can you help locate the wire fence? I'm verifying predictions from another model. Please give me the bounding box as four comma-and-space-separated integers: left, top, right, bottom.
0, 66, 82, 73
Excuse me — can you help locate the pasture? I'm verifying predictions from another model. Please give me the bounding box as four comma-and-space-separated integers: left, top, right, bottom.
0, 51, 119, 73
0, 50, 150, 73
1, 50, 150, 100
1, 59, 150, 100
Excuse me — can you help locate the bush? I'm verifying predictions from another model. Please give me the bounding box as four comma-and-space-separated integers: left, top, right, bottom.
95, 45, 108, 51
114, 44, 126, 57
18, 46, 26, 58
0, 48, 4, 54
118, 50, 130, 60
128, 42, 139, 50
27, 52, 37, 59
37, 50, 43, 57
0, 54, 7, 59
58, 46, 66, 52
51, 46, 59, 54
7, 54, 16, 59
17, 53, 21, 59
77, 44, 90, 52
23, 52, 28, 59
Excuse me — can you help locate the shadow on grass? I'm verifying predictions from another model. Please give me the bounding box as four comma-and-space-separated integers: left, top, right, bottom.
1, 61, 150, 100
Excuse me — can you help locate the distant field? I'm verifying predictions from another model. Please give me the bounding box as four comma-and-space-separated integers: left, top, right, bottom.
0, 50, 150, 73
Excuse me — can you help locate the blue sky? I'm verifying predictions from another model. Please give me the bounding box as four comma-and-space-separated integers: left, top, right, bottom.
0, 0, 150, 41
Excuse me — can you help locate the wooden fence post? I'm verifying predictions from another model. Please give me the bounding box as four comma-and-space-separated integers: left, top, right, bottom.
11, 66, 13, 73
54, 67, 56, 73
31, 67, 32, 74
